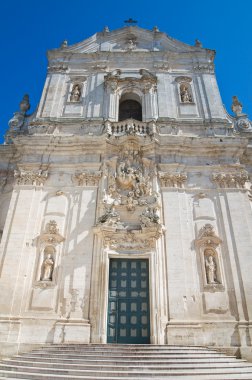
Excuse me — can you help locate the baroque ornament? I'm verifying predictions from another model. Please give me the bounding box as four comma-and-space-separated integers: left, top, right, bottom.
14, 169, 48, 186
39, 220, 65, 245
195, 224, 222, 249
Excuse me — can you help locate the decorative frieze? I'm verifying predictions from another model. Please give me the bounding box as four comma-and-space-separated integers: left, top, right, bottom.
158, 172, 187, 188
73, 171, 102, 186
212, 170, 248, 188
14, 169, 48, 186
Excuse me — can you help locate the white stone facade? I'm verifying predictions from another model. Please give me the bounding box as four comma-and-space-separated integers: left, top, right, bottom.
1, 26, 252, 360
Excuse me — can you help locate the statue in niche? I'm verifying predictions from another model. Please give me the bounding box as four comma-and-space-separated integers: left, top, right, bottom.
205, 251, 218, 284
70, 84, 81, 102
180, 85, 192, 103
40, 253, 54, 281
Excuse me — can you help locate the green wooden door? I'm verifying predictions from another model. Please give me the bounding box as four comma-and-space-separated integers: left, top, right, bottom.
107, 258, 150, 344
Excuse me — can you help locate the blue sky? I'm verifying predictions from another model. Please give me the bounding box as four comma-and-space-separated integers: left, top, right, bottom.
0, 0, 251, 143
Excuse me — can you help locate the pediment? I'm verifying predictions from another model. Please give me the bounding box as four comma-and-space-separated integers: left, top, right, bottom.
49, 26, 208, 56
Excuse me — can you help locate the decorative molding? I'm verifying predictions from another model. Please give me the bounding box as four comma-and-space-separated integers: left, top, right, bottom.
48, 64, 68, 73
14, 169, 48, 186
212, 170, 248, 188
73, 171, 102, 186
175, 76, 192, 83
158, 172, 187, 188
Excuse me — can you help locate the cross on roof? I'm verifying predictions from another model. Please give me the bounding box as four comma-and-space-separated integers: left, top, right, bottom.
124, 18, 138, 26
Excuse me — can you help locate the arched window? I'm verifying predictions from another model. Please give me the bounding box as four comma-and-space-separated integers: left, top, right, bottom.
119, 99, 142, 121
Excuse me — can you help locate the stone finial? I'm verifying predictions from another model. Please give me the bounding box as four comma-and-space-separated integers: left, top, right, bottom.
61, 40, 68, 48
195, 39, 202, 48
103, 26, 110, 33
19, 94, 30, 114
231, 96, 243, 116
152, 26, 159, 32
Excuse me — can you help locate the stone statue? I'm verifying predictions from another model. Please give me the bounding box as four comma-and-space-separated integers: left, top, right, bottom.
195, 39, 202, 48
61, 40, 68, 48
40, 253, 54, 281
180, 85, 192, 103
70, 84, 81, 102
205, 253, 217, 284
8, 94, 31, 133
231, 96, 243, 116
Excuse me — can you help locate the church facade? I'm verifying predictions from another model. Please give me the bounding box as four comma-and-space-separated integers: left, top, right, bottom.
1, 25, 252, 360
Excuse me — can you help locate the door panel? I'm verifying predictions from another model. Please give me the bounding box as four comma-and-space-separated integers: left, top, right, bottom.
107, 258, 150, 344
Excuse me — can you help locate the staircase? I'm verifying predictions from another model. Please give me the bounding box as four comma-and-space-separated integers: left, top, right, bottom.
0, 344, 252, 379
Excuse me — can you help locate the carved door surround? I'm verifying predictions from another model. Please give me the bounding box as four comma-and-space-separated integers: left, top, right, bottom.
103, 69, 158, 122
89, 137, 168, 344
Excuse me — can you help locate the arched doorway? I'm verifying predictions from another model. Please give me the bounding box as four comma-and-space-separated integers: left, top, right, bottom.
119, 99, 142, 121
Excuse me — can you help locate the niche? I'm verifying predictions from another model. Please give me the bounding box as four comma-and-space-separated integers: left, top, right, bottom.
39, 246, 56, 282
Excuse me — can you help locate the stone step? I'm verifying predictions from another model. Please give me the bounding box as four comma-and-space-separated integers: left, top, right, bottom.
0, 372, 252, 380
19, 352, 235, 360
1, 363, 252, 375
1, 344, 252, 380
10, 356, 247, 364
1, 368, 252, 379
2, 361, 252, 371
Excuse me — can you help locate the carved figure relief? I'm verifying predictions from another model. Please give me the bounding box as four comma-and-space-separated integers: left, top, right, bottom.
231, 96, 243, 116
40, 252, 54, 281
70, 84, 82, 102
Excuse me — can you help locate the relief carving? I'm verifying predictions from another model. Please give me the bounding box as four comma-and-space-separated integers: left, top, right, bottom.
14, 169, 48, 186
95, 141, 164, 248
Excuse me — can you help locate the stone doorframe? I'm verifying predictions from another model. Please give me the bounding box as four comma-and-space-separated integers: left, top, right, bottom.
89, 233, 168, 344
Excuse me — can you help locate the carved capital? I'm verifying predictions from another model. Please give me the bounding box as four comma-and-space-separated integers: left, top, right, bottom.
14, 169, 48, 186
73, 171, 102, 186
158, 172, 187, 188
212, 170, 248, 188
